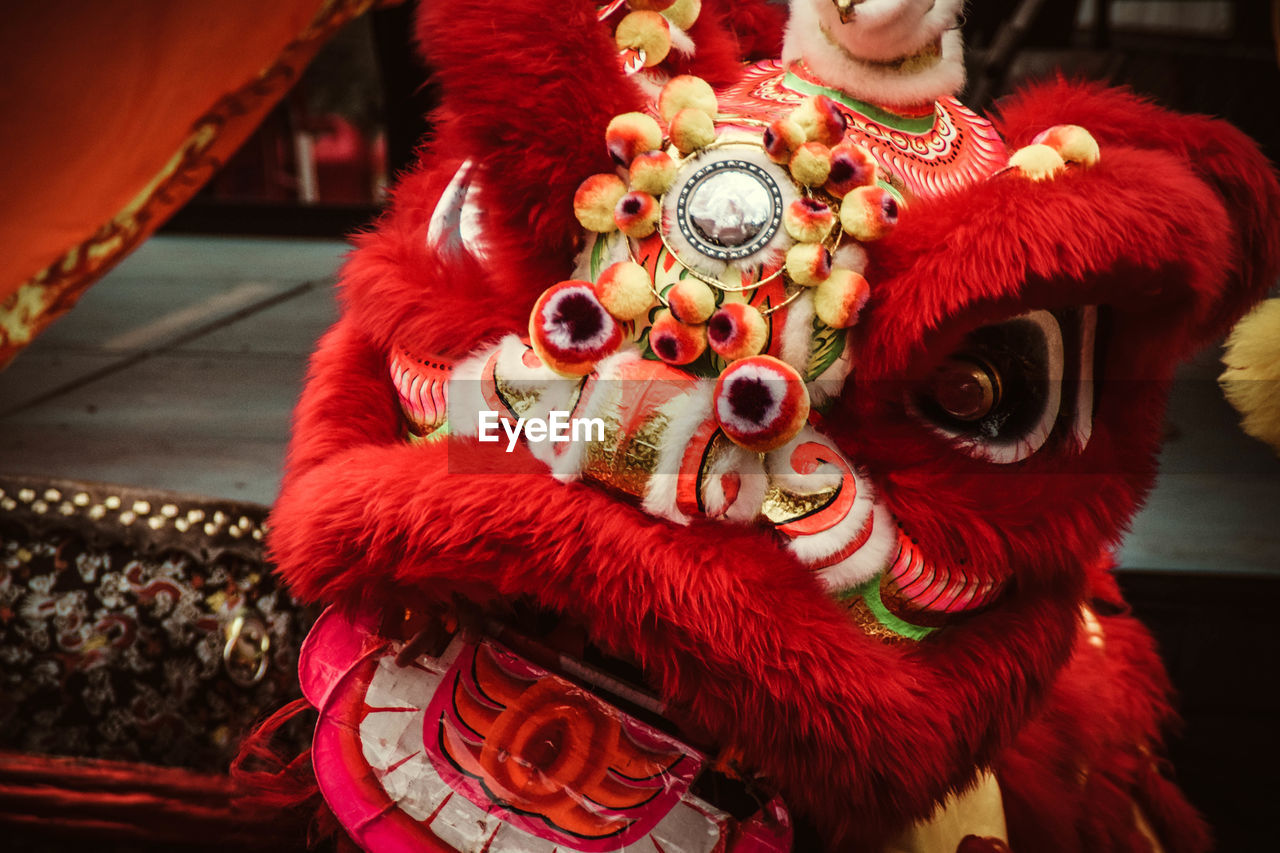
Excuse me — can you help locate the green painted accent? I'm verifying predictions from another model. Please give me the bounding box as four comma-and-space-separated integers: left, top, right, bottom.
783, 72, 937, 135
841, 578, 936, 641
408, 419, 451, 445
806, 314, 846, 381
877, 178, 905, 204
589, 233, 609, 279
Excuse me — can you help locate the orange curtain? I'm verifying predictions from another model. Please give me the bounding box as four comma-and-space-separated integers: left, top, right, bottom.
0, 0, 383, 366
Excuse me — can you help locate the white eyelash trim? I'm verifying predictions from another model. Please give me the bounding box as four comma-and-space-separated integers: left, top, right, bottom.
832, 242, 868, 275
779, 288, 817, 375
808, 331, 855, 407
816, 501, 901, 590
1072, 305, 1097, 450
701, 441, 769, 522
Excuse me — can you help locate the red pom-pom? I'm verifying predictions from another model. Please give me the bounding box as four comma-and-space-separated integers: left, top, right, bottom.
614, 191, 661, 237
707, 302, 768, 361
528, 281, 622, 376
826, 143, 878, 197
714, 356, 810, 452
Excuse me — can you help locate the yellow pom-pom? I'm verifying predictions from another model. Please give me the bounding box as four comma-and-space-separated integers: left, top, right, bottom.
1033, 124, 1101, 167
1008, 144, 1067, 181
667, 279, 717, 324
616, 10, 671, 67
658, 75, 717, 124
629, 150, 679, 195
574, 174, 627, 232
839, 185, 900, 242
595, 261, 654, 321
790, 95, 847, 147
670, 107, 716, 153
660, 0, 701, 30
790, 142, 832, 187
1221, 298, 1280, 455
785, 243, 833, 287
814, 268, 870, 329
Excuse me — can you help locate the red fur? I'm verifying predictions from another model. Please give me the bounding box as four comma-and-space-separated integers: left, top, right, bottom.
256, 5, 1280, 850
998, 560, 1211, 853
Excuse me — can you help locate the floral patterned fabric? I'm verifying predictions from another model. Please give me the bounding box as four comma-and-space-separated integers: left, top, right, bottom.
0, 476, 312, 772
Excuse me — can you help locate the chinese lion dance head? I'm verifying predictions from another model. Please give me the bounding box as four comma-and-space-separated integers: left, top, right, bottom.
254, 2, 1280, 852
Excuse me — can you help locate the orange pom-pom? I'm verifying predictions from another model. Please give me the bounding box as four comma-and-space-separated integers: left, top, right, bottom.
707, 302, 768, 361
606, 112, 663, 166
658, 75, 717, 124
714, 355, 810, 452
614, 191, 661, 237
763, 118, 805, 164
575, 174, 627, 232
616, 10, 671, 67
529, 281, 623, 376
814, 268, 870, 329
667, 278, 717, 324
595, 261, 654, 321
783, 198, 836, 243
629, 0, 675, 10
839, 185, 899, 242
649, 309, 707, 365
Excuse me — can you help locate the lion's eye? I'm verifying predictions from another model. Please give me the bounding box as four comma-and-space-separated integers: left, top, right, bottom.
913, 310, 1065, 463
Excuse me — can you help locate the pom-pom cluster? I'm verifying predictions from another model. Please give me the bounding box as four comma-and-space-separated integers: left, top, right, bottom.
551, 79, 905, 450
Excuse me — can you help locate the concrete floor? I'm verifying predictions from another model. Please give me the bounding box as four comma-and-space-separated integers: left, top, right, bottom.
0, 234, 1277, 576
0, 236, 343, 504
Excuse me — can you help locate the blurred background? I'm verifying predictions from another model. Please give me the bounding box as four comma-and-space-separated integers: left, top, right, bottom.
0, 1, 1278, 850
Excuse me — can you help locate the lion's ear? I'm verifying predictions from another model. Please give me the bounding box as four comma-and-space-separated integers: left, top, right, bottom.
997, 80, 1280, 355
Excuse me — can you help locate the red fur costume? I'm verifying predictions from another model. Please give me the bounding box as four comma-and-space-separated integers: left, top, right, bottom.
258, 2, 1280, 850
